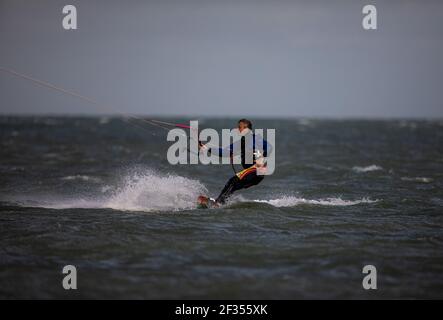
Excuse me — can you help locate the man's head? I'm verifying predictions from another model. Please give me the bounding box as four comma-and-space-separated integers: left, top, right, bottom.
238, 119, 252, 133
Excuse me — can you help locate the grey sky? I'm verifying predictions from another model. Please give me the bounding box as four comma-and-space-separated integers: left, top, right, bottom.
0, 0, 442, 118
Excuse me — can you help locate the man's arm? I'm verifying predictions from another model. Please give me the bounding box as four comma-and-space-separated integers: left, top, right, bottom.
200, 140, 239, 158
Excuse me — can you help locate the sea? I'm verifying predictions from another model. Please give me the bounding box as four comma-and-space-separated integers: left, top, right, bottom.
0, 116, 442, 299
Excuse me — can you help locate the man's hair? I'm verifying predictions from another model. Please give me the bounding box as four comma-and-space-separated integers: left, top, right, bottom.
238, 118, 252, 129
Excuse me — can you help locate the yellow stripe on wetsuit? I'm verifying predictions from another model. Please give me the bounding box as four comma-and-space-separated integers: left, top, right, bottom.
236, 165, 257, 180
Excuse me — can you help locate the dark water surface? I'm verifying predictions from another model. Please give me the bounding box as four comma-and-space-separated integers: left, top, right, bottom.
1, 116, 442, 299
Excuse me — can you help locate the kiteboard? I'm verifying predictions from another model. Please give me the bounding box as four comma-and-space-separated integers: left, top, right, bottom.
197, 195, 218, 209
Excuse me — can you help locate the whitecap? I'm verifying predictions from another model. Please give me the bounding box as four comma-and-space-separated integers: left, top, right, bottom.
401, 177, 433, 183
253, 196, 378, 207
352, 165, 383, 173
61, 175, 101, 183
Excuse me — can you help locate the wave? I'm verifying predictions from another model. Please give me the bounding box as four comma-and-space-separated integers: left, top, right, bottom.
6, 169, 377, 212
401, 177, 433, 183
352, 165, 383, 173
253, 196, 378, 207
12, 194, 379, 212
45, 170, 207, 212
61, 175, 102, 183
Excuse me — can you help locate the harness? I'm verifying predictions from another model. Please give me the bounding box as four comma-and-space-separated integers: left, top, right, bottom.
236, 165, 257, 180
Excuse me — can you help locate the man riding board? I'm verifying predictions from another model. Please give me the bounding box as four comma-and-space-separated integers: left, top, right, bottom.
198, 119, 271, 207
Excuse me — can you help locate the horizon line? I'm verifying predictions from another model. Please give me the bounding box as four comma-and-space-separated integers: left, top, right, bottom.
0, 112, 442, 121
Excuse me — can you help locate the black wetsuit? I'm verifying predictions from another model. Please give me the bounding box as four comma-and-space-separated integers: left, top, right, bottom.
215, 167, 264, 204
214, 133, 270, 204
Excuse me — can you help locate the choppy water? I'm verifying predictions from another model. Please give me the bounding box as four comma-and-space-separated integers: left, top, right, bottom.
1, 116, 442, 299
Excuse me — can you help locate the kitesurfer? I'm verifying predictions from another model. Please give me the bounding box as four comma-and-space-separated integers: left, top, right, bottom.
198, 119, 271, 206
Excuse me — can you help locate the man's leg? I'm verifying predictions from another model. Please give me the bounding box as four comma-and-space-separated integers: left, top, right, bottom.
215, 175, 241, 204
215, 172, 264, 205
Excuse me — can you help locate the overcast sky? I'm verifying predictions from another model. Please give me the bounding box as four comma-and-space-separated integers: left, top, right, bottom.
0, 0, 442, 118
